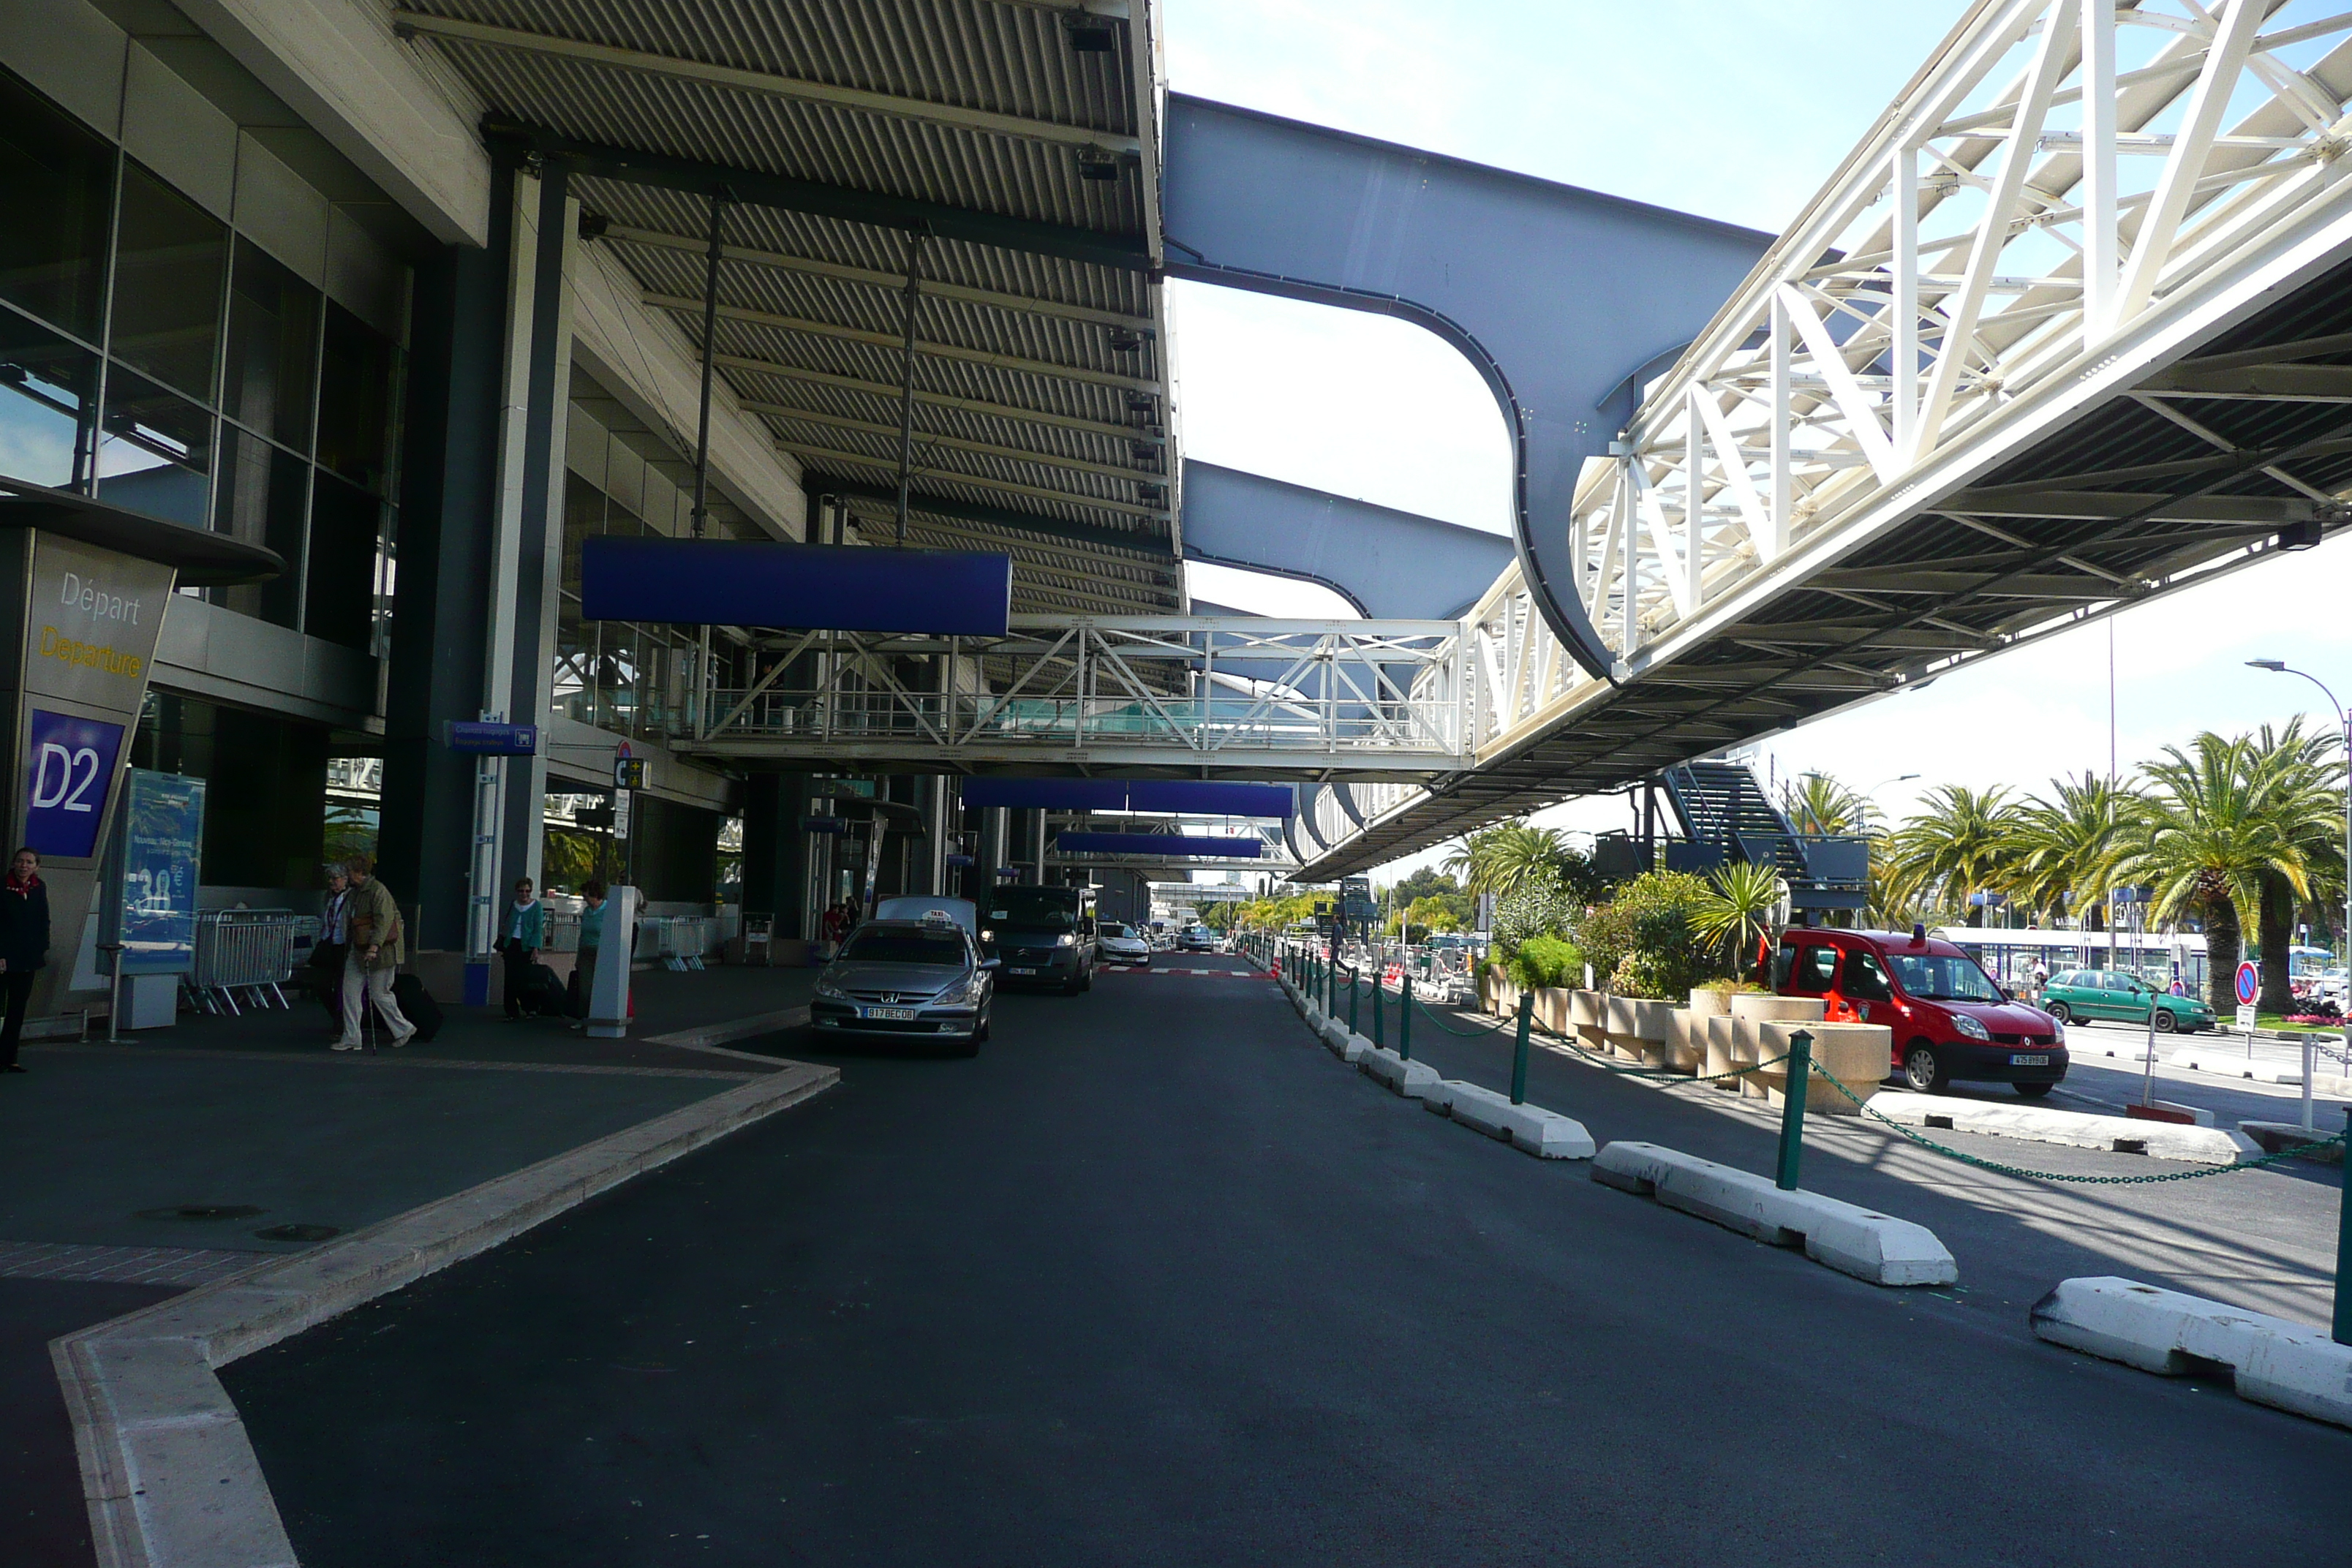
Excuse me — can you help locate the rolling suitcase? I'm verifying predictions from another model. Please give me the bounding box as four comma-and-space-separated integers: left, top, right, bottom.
523, 961, 565, 1017
391, 973, 444, 1043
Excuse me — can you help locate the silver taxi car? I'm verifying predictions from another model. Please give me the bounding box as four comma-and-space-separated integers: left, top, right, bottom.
810, 913, 997, 1054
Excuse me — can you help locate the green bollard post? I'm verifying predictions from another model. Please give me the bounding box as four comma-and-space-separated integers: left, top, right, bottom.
1775, 1030, 1813, 1191
1510, 992, 1531, 1104
1349, 965, 1360, 1034
1371, 964, 1384, 1050
1399, 973, 1413, 1061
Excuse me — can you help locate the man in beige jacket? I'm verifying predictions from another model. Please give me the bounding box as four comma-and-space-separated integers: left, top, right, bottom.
336, 853, 415, 1049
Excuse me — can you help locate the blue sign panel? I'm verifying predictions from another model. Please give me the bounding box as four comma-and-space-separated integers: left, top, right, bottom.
1054, 833, 1262, 858
581, 538, 1014, 636
24, 708, 127, 859
118, 769, 204, 973
444, 720, 539, 756
960, 778, 1294, 817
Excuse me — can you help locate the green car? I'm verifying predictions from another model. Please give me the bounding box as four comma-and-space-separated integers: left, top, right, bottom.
2043, 969, 2215, 1033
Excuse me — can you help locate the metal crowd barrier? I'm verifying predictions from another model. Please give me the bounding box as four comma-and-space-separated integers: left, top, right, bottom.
186, 910, 303, 1016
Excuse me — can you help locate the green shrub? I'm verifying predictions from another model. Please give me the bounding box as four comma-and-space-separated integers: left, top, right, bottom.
1575, 870, 1715, 1000
1493, 872, 1577, 953
1508, 934, 1583, 990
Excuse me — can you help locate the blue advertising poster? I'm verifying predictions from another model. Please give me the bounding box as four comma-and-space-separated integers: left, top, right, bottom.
25, 708, 128, 859
118, 769, 204, 974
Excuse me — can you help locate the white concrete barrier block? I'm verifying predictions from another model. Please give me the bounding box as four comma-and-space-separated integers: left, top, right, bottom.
1591, 1141, 1956, 1287
1338, 1031, 1373, 1063
1866, 1090, 2258, 1166
1439, 1081, 1597, 1158
2032, 1276, 2352, 1430
1359, 1045, 1443, 1098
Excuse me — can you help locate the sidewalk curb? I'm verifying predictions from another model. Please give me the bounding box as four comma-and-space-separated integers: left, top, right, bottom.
50, 1059, 837, 1568
1591, 1140, 1958, 1287
1866, 1090, 2258, 1166
2032, 1276, 2352, 1429
644, 1006, 811, 1064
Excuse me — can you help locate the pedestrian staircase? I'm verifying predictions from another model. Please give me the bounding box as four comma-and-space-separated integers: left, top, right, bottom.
1660, 763, 1809, 878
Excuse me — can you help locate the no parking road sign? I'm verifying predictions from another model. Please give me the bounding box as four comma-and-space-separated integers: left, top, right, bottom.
2234, 960, 2260, 1034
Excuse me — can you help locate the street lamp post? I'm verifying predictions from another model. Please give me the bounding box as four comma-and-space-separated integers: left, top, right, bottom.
2248, 658, 2352, 1346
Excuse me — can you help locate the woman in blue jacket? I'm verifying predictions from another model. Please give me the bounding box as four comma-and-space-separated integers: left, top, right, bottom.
499, 876, 546, 1020
0, 846, 50, 1073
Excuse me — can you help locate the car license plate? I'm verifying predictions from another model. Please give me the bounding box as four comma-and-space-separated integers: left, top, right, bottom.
2010, 1052, 2050, 1067
1009, 966, 1037, 976
860, 1006, 918, 1021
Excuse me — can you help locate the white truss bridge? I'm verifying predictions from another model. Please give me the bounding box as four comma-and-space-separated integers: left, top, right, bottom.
669, 617, 1469, 780
1297, 0, 2352, 875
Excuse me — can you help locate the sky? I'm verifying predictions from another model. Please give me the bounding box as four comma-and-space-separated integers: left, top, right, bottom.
1158, 0, 2352, 879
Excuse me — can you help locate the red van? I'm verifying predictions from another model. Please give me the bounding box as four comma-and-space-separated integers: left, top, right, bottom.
1770, 927, 2068, 1097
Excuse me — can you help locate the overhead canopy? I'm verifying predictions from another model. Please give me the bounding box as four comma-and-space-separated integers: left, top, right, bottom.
0, 481, 284, 587
394, 1, 1181, 619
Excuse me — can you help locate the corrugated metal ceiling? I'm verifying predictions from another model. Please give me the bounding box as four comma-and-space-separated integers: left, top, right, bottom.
397, 0, 1179, 612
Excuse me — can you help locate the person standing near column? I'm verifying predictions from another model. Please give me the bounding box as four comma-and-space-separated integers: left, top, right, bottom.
336, 853, 414, 1050
499, 877, 544, 1021
313, 865, 352, 1038
568, 881, 606, 1029
0, 848, 48, 1074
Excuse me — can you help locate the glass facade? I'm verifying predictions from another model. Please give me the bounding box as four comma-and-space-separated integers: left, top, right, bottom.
0, 64, 404, 653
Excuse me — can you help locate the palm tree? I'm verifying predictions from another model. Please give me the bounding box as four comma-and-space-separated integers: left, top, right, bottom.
2005, 773, 2127, 930
1884, 785, 2016, 925
1444, 821, 1570, 900
1691, 862, 1787, 981
2109, 731, 2331, 1013
2243, 720, 2345, 1011
1782, 772, 1872, 837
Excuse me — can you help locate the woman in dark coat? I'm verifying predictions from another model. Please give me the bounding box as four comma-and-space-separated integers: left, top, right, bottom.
0, 845, 48, 1073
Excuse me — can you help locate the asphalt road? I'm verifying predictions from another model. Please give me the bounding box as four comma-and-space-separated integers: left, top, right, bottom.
226, 951, 2352, 1567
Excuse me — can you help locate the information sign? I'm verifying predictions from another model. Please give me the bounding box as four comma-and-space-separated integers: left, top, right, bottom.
25, 709, 128, 859
116, 769, 204, 973
2236, 1004, 2260, 1033
442, 720, 538, 756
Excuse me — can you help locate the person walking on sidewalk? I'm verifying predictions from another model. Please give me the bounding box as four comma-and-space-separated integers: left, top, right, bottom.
313, 864, 353, 1037
0, 848, 48, 1074
567, 880, 606, 1029
499, 877, 545, 1020
336, 853, 414, 1050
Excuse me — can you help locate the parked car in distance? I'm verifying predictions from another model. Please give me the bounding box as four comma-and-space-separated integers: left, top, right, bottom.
2041, 969, 2215, 1033
1096, 921, 1151, 966
1772, 926, 2068, 1097
1178, 924, 1215, 952
811, 914, 996, 1054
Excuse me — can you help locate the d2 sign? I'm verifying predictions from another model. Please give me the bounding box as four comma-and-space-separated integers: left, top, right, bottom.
24, 709, 125, 859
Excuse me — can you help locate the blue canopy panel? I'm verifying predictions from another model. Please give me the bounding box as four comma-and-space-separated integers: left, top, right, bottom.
960, 779, 1294, 818
1055, 833, 1262, 859
579, 537, 1011, 636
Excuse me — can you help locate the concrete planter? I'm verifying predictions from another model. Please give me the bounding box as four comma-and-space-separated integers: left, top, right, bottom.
1661, 1007, 1707, 1073
1686, 987, 1732, 1018
1529, 986, 1571, 1037
1730, 994, 1824, 1100
1752, 1020, 1893, 1115
1605, 995, 1674, 1064
1700, 1014, 1739, 1088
